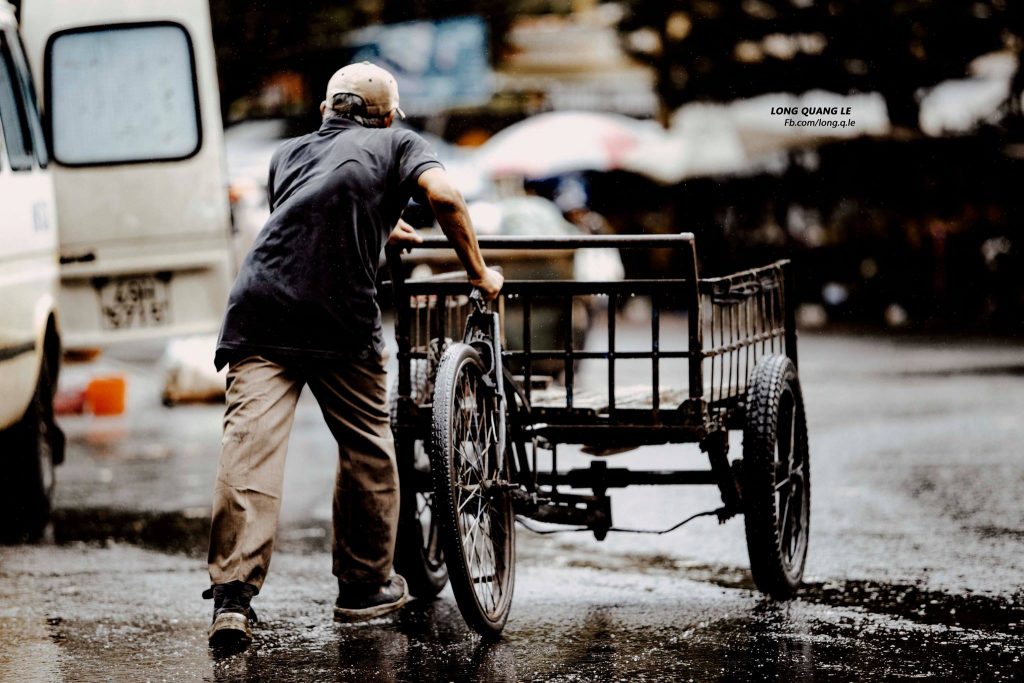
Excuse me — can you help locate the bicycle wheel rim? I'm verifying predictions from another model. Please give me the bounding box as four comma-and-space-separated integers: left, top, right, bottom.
448, 356, 514, 621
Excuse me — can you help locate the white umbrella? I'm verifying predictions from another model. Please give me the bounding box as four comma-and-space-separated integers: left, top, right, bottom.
474, 111, 667, 179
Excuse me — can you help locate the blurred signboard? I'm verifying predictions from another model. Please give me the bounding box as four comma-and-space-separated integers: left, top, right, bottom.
345, 17, 492, 116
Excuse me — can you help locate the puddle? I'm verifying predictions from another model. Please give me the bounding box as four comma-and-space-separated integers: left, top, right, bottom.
51, 508, 211, 555
544, 544, 1022, 637
894, 364, 1024, 379
49, 508, 333, 556
972, 524, 1024, 541
799, 579, 1024, 635
665, 557, 1023, 636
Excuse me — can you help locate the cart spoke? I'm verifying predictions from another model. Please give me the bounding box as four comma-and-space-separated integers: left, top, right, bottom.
773, 459, 790, 492
787, 406, 797, 465
778, 491, 792, 543
477, 495, 502, 608
473, 529, 489, 603
774, 463, 805, 492
416, 492, 434, 547
458, 487, 482, 514
781, 471, 806, 564
424, 497, 442, 561
464, 505, 484, 574
490, 506, 508, 536
480, 517, 497, 608
787, 493, 802, 560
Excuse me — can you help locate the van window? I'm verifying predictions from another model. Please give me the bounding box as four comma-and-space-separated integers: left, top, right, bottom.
46, 22, 201, 166
10, 32, 48, 167
0, 32, 35, 171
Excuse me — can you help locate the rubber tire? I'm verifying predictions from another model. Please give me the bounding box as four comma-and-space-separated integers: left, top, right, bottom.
0, 351, 58, 543
430, 343, 515, 638
741, 354, 810, 599
390, 360, 449, 598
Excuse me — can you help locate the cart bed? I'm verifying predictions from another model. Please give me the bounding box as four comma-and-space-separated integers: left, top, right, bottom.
389, 234, 797, 438
531, 384, 691, 411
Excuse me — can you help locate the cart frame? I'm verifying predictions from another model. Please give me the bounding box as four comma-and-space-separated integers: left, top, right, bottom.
386, 233, 810, 635
388, 233, 798, 526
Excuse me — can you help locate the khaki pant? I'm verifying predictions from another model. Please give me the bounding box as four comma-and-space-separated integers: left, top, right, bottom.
207, 354, 398, 591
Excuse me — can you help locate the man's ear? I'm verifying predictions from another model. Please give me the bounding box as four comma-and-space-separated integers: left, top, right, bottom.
385, 111, 395, 128
319, 101, 327, 118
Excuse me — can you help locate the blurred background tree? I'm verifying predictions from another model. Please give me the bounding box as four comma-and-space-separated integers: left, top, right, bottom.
620, 0, 1020, 129
208, 1, 1022, 129
210, 0, 522, 120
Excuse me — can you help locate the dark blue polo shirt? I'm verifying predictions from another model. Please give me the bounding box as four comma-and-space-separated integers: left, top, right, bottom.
215, 116, 442, 370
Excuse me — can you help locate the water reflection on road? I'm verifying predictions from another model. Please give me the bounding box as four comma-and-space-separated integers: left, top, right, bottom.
1, 538, 1020, 681
3, 328, 1021, 680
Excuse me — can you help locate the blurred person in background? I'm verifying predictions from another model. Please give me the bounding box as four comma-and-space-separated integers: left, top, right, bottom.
203, 62, 503, 649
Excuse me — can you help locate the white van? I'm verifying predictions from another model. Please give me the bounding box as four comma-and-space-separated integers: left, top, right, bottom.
19, 0, 233, 349
0, 0, 62, 541
1, 0, 232, 539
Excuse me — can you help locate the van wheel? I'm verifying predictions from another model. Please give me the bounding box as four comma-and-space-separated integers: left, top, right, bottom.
0, 351, 60, 543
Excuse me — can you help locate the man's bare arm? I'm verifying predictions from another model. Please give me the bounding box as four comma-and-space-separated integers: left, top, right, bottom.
417, 167, 503, 300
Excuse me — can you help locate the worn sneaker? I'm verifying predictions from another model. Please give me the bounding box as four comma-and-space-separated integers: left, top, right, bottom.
334, 575, 409, 622
203, 581, 259, 648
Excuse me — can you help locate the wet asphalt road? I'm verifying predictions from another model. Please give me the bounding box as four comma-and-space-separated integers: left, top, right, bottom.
1, 320, 1022, 681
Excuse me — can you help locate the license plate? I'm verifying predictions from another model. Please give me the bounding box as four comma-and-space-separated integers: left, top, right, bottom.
97, 275, 171, 330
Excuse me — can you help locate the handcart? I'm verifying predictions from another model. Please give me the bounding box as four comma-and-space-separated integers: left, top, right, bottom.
386, 234, 809, 637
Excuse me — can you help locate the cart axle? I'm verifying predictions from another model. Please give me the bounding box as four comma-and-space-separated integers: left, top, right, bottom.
537, 466, 719, 489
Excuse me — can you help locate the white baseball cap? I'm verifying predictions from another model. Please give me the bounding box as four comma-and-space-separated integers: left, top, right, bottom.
325, 61, 405, 119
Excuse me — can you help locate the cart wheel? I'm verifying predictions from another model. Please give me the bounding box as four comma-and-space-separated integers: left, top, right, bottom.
741, 354, 810, 599
430, 343, 515, 637
390, 360, 448, 598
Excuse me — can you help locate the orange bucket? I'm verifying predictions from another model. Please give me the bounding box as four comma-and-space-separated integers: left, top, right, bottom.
85, 376, 126, 416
